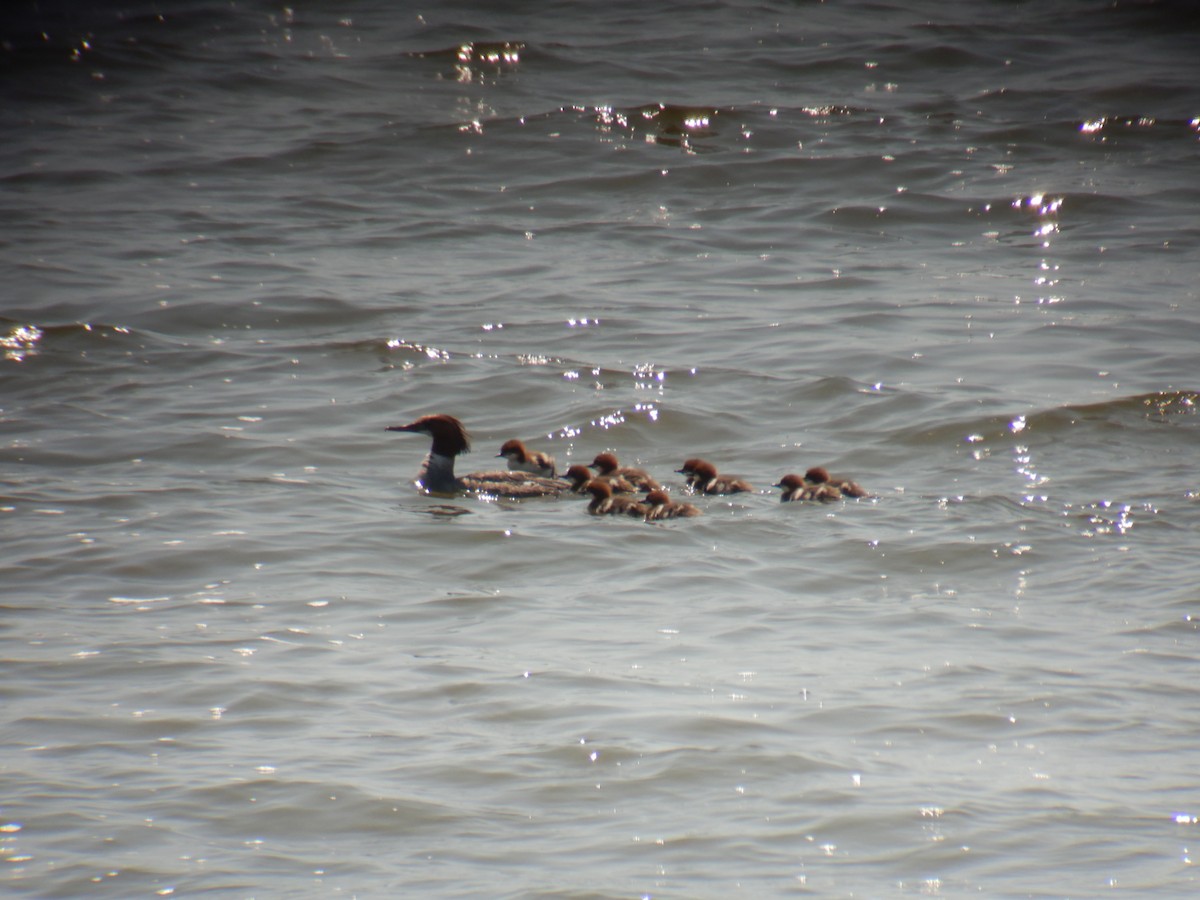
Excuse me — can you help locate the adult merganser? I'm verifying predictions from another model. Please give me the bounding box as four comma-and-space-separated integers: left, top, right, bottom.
496, 438, 557, 477
644, 489, 702, 520
386, 414, 565, 498
585, 480, 649, 518
774, 472, 841, 503
563, 463, 636, 494
675, 458, 753, 495
589, 451, 661, 491
804, 466, 869, 499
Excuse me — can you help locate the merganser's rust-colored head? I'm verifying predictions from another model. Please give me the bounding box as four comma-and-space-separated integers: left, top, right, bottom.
496, 438, 529, 461
589, 452, 620, 475
775, 473, 807, 491
805, 465, 866, 497
690, 459, 720, 480
386, 414, 471, 457
675, 458, 703, 475
804, 466, 832, 485
644, 488, 701, 518
585, 479, 614, 500
564, 464, 594, 487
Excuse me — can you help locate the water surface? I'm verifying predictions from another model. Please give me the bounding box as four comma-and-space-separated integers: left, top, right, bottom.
3, 1, 1199, 896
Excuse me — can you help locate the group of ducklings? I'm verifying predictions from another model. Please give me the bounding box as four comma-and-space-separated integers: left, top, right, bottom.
504, 439, 868, 521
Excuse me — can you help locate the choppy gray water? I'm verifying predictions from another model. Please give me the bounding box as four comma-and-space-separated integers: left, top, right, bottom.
3, 1, 1199, 896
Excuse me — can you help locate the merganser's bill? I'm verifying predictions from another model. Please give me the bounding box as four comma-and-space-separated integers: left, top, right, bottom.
589, 451, 661, 491
585, 479, 649, 518
644, 489, 702, 520
386, 414, 565, 498
675, 458, 753, 495
496, 438, 557, 478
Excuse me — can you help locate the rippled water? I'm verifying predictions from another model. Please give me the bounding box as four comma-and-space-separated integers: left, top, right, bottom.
3, 1, 1199, 896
